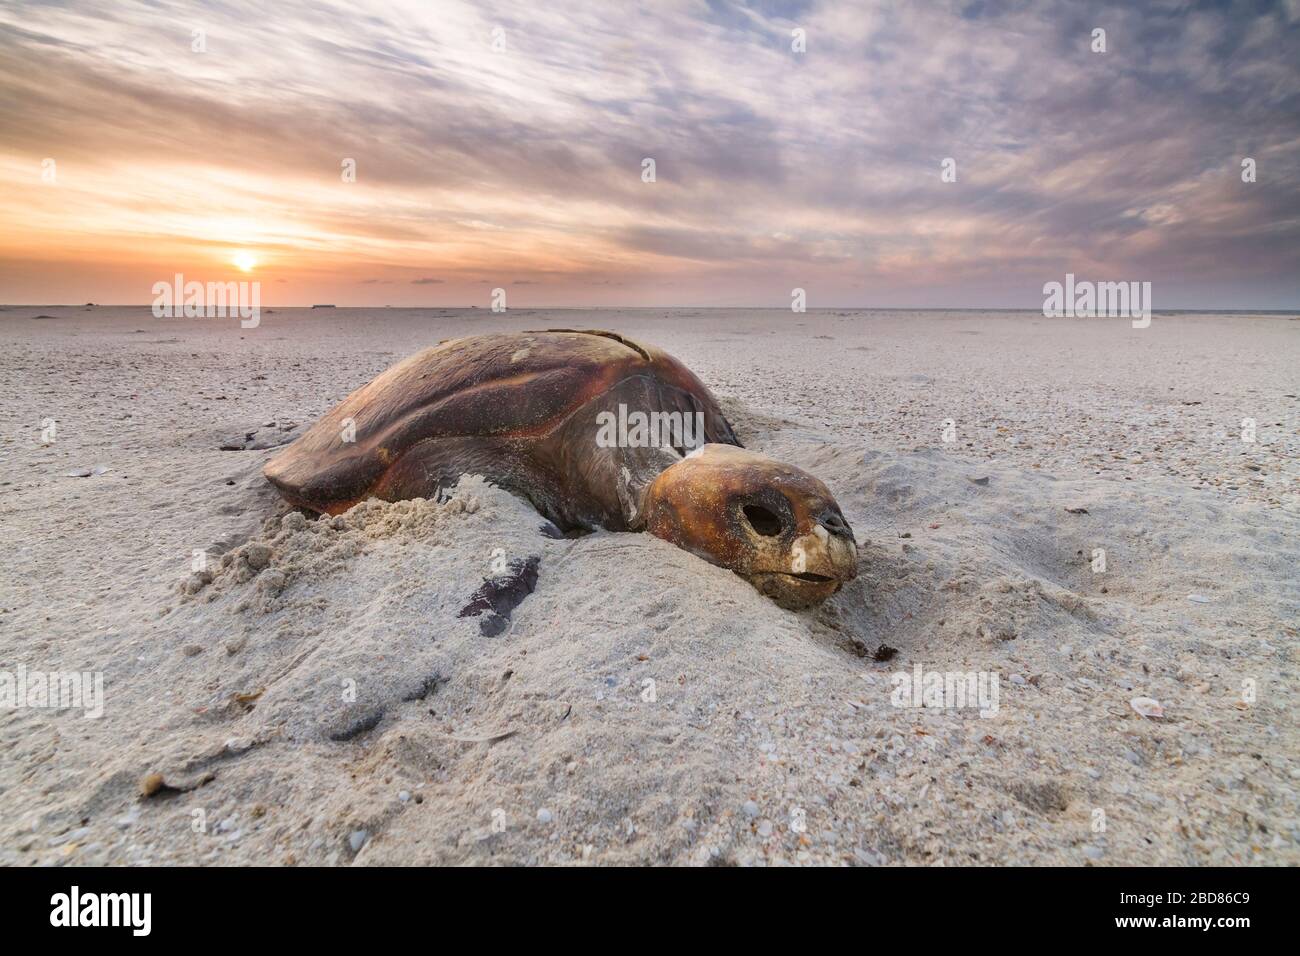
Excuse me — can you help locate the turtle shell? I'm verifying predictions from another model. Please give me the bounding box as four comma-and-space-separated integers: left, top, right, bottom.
263, 329, 724, 514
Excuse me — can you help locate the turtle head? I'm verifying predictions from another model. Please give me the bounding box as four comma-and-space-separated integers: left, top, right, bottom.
642, 444, 857, 608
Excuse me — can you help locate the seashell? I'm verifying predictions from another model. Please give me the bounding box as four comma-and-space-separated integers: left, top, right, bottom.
1130, 696, 1164, 719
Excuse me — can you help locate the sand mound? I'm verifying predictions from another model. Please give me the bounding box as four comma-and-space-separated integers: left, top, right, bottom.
165, 477, 552, 746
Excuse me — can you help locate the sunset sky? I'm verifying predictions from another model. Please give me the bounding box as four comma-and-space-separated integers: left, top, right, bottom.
1, 0, 1297, 308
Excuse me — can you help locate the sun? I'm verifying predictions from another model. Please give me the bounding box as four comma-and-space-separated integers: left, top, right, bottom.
232, 251, 258, 272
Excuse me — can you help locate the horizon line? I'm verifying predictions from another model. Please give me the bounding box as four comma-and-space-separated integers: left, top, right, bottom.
3, 303, 1298, 315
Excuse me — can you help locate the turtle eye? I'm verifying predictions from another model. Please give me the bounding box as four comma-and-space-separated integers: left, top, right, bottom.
742, 503, 783, 537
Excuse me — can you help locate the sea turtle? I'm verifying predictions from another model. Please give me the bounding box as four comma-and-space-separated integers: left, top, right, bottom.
264, 329, 857, 607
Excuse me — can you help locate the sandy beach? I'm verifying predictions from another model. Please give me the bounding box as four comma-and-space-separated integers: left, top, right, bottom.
1, 305, 1296, 866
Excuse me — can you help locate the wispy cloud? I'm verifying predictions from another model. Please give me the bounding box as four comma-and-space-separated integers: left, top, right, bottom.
0, 0, 1296, 307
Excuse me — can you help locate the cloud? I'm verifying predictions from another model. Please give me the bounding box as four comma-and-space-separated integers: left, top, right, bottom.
0, 0, 1296, 307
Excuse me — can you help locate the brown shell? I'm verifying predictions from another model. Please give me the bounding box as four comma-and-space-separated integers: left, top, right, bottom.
263, 329, 721, 514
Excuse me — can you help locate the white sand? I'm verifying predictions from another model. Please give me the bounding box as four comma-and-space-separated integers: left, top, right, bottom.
1, 305, 1296, 866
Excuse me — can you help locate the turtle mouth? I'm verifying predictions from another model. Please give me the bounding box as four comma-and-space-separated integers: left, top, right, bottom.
747, 570, 839, 587
746, 570, 844, 609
